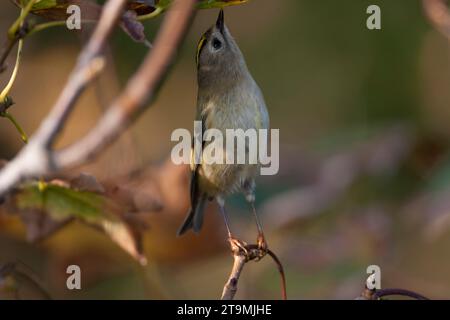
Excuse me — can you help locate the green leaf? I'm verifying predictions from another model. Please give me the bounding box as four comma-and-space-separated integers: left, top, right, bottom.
15, 182, 108, 221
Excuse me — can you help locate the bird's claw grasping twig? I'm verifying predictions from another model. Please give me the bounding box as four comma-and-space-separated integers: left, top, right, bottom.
256, 233, 268, 261
228, 236, 250, 259
221, 239, 287, 300
228, 237, 268, 262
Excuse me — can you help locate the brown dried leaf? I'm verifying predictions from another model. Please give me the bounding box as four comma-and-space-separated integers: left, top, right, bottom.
6, 172, 159, 265
121, 10, 151, 46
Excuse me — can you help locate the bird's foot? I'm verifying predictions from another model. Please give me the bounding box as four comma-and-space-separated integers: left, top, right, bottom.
228, 236, 249, 258
255, 233, 268, 260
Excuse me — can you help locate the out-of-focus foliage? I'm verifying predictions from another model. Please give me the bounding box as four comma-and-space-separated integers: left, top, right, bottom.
1, 0, 450, 299
6, 173, 162, 265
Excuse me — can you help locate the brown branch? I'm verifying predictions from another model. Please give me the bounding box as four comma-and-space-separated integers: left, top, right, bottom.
0, 0, 196, 197
55, 0, 196, 168
358, 286, 429, 300
373, 288, 429, 300
221, 244, 287, 300
221, 254, 246, 300
267, 248, 287, 300
423, 0, 450, 40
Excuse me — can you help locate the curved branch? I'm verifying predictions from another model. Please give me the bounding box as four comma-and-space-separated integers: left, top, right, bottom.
373, 288, 429, 300
358, 286, 429, 300
267, 249, 287, 300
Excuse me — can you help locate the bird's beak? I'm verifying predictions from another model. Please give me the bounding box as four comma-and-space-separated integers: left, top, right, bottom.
216, 9, 225, 34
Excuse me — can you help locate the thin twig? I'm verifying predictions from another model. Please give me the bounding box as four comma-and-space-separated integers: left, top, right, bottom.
0, 37, 18, 73
7, 0, 37, 40
373, 288, 429, 300
0, 0, 35, 72
267, 248, 287, 300
54, 0, 196, 167
221, 244, 287, 300
358, 286, 429, 300
34, 0, 127, 145
221, 254, 247, 300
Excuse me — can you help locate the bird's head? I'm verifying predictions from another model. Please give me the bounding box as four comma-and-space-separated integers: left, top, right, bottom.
196, 10, 247, 89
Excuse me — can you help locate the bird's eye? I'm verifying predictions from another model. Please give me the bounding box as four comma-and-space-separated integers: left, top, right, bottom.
212, 38, 222, 50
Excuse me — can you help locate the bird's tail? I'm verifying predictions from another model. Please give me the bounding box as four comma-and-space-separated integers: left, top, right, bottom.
177, 194, 207, 236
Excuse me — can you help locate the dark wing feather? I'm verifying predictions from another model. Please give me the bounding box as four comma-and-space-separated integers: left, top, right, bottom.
177, 114, 208, 235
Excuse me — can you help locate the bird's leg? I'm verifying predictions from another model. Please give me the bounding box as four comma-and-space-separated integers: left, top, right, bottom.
217, 200, 249, 257
243, 180, 268, 259
250, 201, 268, 259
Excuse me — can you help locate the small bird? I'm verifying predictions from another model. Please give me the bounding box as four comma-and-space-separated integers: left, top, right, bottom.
177, 9, 270, 253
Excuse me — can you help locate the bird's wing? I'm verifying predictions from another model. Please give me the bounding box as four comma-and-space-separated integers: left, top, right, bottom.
190, 109, 207, 203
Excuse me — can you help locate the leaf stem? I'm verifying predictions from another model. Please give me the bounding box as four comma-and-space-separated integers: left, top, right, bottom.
0, 5, 29, 144
8, 0, 37, 40
1, 111, 28, 143
0, 39, 23, 102
137, 6, 164, 21
26, 20, 68, 37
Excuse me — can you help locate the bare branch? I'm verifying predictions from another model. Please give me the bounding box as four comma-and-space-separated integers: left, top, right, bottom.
423, 0, 450, 40
0, 0, 196, 197
221, 254, 246, 300
55, 0, 196, 167
33, 0, 127, 145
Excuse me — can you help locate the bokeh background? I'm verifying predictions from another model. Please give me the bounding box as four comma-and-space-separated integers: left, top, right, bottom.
1, 0, 450, 299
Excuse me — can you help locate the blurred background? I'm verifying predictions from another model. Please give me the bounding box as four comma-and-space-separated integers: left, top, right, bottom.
0, 0, 450, 299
